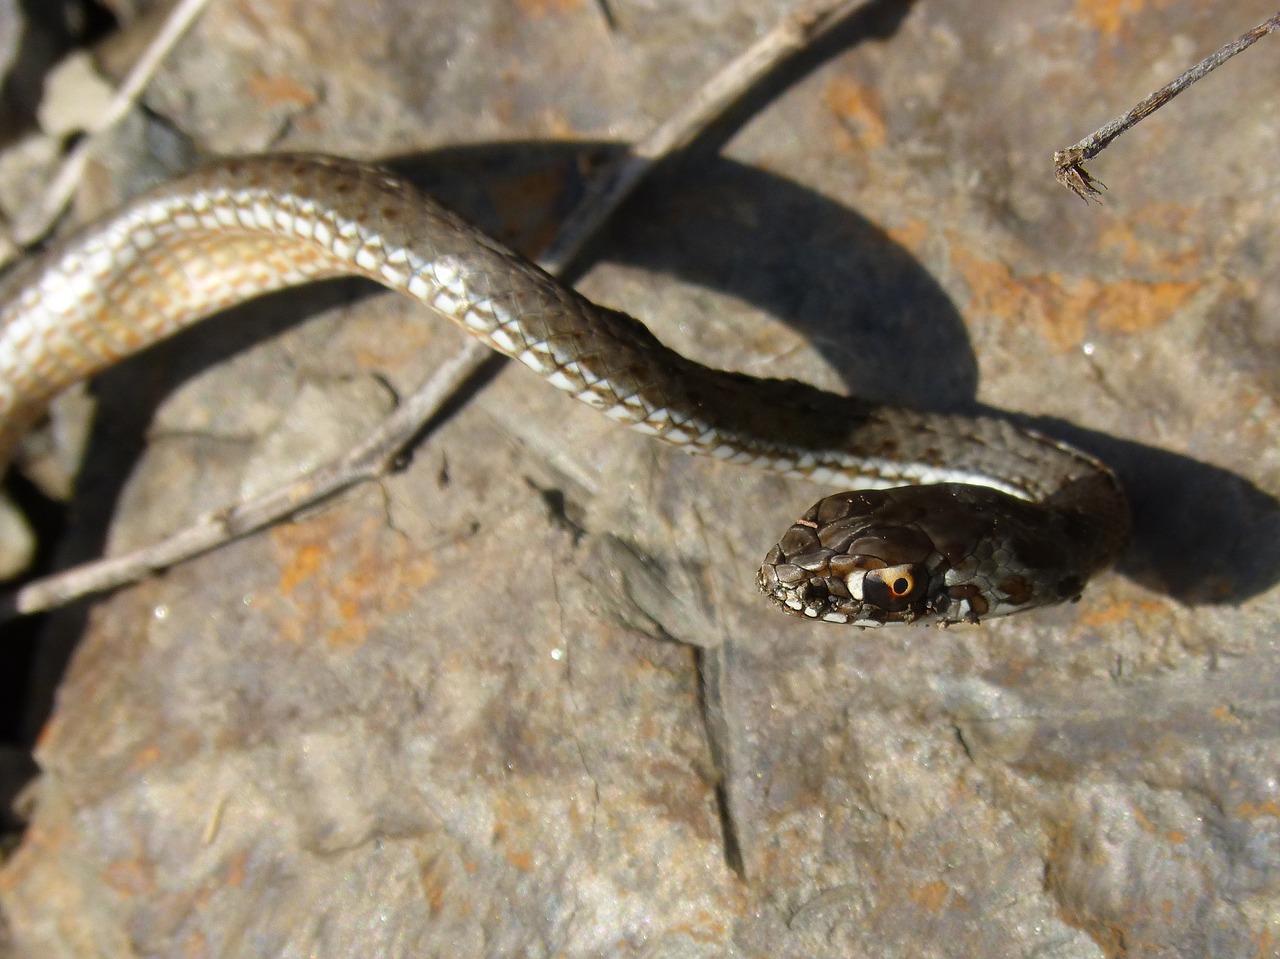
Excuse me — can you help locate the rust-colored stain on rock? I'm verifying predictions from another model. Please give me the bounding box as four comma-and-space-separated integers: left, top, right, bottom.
1097, 207, 1202, 275
1210, 704, 1243, 725
180, 927, 209, 959
951, 246, 1199, 350
1073, 0, 1176, 38
1086, 277, 1200, 335
246, 71, 319, 109
1078, 598, 1169, 628
268, 509, 439, 647
1237, 800, 1280, 820
824, 76, 888, 151
104, 856, 155, 895
505, 849, 535, 871
1130, 803, 1189, 846
126, 743, 165, 773
0, 821, 66, 889
224, 850, 249, 888
416, 850, 449, 916
669, 915, 730, 943
887, 218, 929, 255
277, 542, 327, 594
909, 878, 951, 912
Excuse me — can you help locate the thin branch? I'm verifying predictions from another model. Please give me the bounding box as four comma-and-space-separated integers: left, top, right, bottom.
18, 0, 214, 245
540, 0, 874, 269
4, 0, 876, 618
1055, 12, 1280, 200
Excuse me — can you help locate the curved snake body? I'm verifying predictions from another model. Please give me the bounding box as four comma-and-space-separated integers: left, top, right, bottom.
0, 154, 1129, 624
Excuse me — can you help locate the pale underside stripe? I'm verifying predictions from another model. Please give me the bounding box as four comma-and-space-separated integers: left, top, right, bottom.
0, 153, 1085, 592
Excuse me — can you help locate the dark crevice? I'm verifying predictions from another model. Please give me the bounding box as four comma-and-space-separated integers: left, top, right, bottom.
0, 468, 69, 842
695, 645, 746, 881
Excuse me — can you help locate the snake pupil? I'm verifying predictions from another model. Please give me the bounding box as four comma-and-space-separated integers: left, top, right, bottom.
892, 577, 910, 595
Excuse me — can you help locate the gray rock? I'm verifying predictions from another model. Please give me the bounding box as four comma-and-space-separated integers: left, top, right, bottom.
3, 1, 1279, 957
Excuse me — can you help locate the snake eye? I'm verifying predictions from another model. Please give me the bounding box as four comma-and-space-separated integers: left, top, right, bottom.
862, 563, 927, 611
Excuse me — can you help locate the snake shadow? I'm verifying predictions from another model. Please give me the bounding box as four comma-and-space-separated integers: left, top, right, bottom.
392, 141, 1280, 608
11, 136, 1278, 742
24, 140, 1280, 651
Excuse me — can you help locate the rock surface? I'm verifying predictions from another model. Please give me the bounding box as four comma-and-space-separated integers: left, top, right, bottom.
2, 0, 1280, 956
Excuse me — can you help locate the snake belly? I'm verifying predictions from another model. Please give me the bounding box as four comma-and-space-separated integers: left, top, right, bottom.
0, 154, 1129, 622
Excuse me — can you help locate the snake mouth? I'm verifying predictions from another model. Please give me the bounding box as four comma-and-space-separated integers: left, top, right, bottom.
755, 566, 999, 628
755, 572, 887, 626
756, 565, 957, 628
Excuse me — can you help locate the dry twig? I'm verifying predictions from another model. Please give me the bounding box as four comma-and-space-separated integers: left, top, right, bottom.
1055, 12, 1280, 200
6, 0, 878, 618
22, 0, 214, 245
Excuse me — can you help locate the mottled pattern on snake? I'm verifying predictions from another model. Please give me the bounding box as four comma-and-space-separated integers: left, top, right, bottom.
0, 154, 1129, 621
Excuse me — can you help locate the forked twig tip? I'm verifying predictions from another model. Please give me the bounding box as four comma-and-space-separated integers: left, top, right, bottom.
1053, 150, 1106, 203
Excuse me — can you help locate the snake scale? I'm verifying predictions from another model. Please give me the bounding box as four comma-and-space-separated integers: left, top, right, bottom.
0, 154, 1129, 625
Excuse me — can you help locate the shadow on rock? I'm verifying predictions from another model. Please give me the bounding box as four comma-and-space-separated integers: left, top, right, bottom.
398, 143, 979, 408
407, 141, 1280, 608
23, 134, 1279, 702
1019, 416, 1280, 605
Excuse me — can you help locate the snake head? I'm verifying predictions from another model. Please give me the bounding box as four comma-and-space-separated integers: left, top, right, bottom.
757, 484, 1091, 626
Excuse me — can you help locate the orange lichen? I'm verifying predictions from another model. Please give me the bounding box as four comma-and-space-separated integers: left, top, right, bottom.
246, 71, 319, 109
1253, 926, 1275, 958
268, 510, 439, 648
951, 246, 1199, 351
1210, 704, 1243, 725
278, 542, 328, 594
887, 218, 929, 254
668, 915, 731, 942
505, 849, 535, 870
423, 875, 446, 916
104, 856, 155, 895
1237, 800, 1280, 820
910, 879, 951, 912
127, 743, 165, 773
224, 850, 249, 888
1090, 277, 1200, 335
1131, 803, 1161, 837
1074, 0, 1148, 38
1096, 207, 1201, 275
824, 76, 888, 151
1078, 599, 1168, 628
1072, 0, 1177, 39
951, 248, 1079, 349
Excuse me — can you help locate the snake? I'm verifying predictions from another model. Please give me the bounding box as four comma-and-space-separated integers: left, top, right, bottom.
0, 154, 1130, 625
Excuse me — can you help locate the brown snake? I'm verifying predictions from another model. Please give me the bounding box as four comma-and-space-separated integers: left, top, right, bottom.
0, 154, 1129, 625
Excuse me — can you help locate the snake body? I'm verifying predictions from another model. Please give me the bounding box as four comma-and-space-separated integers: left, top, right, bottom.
0, 154, 1129, 624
